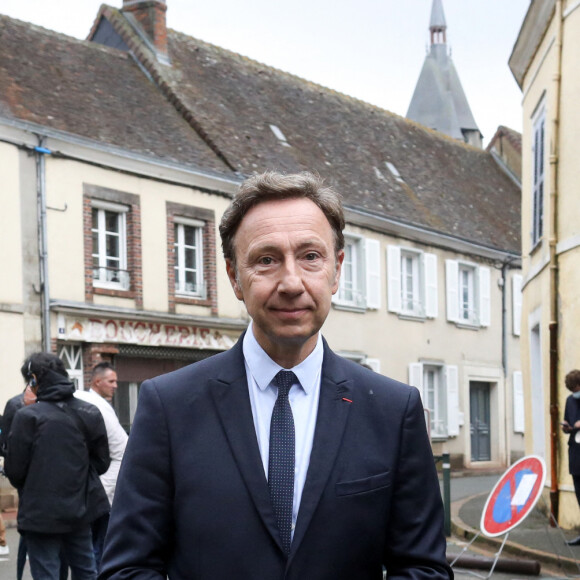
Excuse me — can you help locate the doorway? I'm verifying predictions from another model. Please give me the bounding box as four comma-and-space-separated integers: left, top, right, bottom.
470, 381, 491, 461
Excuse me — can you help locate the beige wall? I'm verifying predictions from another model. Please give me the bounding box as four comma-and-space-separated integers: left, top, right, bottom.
518, 2, 580, 527
44, 158, 241, 318
0, 144, 26, 400
322, 225, 522, 466
1, 134, 522, 472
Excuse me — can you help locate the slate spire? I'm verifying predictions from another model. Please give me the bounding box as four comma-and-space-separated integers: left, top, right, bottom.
406, 0, 482, 148
429, 0, 447, 44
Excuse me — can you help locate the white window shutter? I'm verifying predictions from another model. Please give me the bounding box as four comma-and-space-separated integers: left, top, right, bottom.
387, 246, 402, 313
513, 371, 525, 433
408, 362, 424, 404
478, 266, 491, 327
365, 358, 381, 374
423, 253, 438, 318
512, 274, 523, 336
365, 238, 381, 310
445, 365, 459, 436
445, 260, 459, 322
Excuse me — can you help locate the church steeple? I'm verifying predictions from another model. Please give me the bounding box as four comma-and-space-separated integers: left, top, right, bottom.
430, 0, 447, 45
406, 0, 483, 148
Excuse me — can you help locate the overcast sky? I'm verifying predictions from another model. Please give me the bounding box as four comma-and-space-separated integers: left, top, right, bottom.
1, 0, 530, 146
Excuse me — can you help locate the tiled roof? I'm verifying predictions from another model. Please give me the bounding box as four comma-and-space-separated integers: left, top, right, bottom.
157, 30, 520, 253
0, 9, 520, 255
0, 15, 231, 175
486, 126, 522, 155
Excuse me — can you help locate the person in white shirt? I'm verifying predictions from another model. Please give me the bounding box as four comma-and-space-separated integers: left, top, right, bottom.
75, 362, 128, 571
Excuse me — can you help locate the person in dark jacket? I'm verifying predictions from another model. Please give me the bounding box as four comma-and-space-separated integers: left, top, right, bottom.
5, 352, 110, 580
563, 369, 580, 546
1, 385, 37, 580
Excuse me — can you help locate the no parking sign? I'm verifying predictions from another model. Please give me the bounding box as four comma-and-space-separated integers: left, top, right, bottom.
480, 455, 546, 537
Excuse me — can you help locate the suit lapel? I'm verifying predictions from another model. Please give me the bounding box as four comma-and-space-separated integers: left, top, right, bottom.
209, 342, 283, 552
289, 347, 352, 561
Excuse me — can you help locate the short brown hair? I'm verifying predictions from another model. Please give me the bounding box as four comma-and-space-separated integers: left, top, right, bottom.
565, 370, 580, 392
219, 171, 345, 267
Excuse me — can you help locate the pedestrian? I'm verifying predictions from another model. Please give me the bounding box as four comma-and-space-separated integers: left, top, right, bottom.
4, 352, 110, 579
75, 362, 127, 570
100, 171, 451, 579
562, 369, 580, 545
1, 382, 39, 579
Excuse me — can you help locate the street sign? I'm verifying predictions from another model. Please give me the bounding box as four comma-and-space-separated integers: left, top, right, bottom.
480, 455, 546, 537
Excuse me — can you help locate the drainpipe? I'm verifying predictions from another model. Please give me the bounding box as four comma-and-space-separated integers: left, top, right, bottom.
548, 0, 563, 525
35, 138, 52, 352
501, 262, 510, 466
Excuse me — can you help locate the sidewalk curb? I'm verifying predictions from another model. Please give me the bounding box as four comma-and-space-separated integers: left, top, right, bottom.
451, 493, 579, 572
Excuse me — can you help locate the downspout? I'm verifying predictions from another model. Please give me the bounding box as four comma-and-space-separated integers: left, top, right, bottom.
501, 262, 510, 465
549, 0, 563, 525
35, 138, 52, 352
501, 263, 508, 378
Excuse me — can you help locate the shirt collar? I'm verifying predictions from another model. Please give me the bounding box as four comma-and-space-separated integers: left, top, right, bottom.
243, 321, 323, 395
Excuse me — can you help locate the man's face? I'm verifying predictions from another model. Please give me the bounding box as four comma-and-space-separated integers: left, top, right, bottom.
92, 369, 118, 402
226, 198, 343, 361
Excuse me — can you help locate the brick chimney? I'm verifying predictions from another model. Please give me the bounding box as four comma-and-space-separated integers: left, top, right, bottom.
122, 0, 168, 58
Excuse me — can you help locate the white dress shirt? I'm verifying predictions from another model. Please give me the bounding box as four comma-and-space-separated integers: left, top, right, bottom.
74, 388, 128, 506
243, 322, 322, 536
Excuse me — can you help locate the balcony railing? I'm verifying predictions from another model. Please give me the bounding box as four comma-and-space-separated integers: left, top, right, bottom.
93, 266, 131, 290
175, 280, 207, 299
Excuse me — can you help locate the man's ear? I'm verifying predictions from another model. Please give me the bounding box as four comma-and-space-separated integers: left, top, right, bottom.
226, 259, 244, 301
331, 250, 345, 294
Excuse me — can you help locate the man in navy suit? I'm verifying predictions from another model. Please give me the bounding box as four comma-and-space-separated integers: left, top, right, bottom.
100, 171, 452, 579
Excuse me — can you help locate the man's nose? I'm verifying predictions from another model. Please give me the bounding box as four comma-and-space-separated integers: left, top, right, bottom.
278, 260, 305, 294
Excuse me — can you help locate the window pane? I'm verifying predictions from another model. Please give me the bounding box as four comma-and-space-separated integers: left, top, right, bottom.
185, 270, 197, 289
92, 208, 99, 229
105, 211, 120, 233
185, 247, 196, 270
106, 233, 120, 258
183, 225, 196, 248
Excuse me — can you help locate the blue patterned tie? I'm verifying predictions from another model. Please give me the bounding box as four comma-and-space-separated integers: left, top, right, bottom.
268, 370, 297, 556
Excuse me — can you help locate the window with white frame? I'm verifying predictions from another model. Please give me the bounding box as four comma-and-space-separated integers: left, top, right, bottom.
92, 201, 129, 290
174, 218, 205, 298
58, 344, 83, 390
387, 246, 437, 318
337, 351, 381, 374
333, 235, 381, 311
445, 260, 490, 327
532, 107, 545, 247
409, 362, 459, 439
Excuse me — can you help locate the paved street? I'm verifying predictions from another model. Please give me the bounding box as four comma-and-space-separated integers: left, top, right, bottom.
0, 526, 31, 580
1, 471, 578, 579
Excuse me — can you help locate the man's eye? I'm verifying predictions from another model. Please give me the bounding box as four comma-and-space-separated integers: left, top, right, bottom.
305, 253, 319, 260
259, 257, 273, 265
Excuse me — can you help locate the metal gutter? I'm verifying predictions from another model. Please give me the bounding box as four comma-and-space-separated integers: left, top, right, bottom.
0, 116, 241, 195
548, 0, 564, 526
35, 138, 52, 351
344, 206, 521, 265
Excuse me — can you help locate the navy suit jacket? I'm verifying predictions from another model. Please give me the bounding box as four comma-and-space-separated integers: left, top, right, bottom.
100, 337, 452, 579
